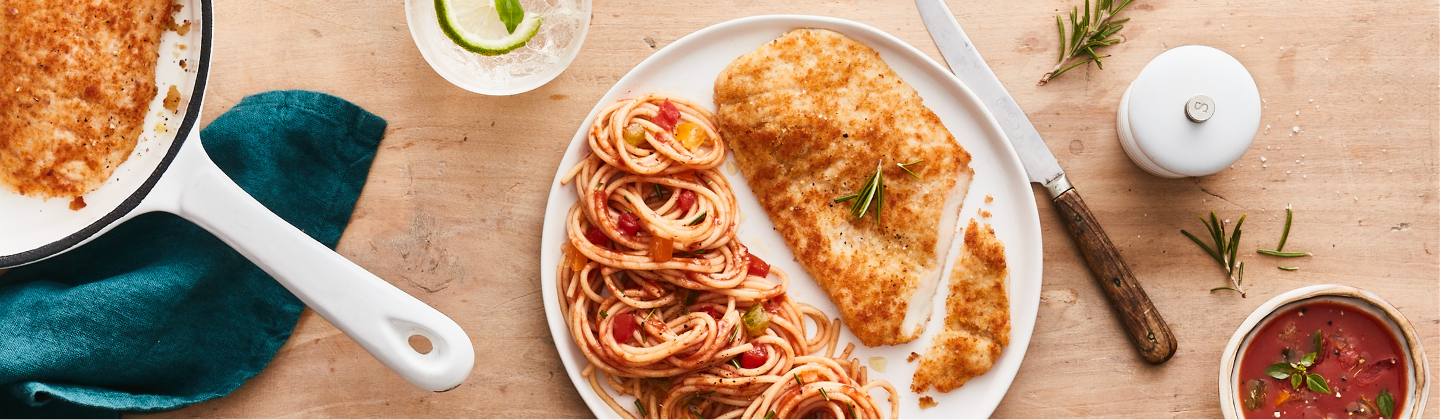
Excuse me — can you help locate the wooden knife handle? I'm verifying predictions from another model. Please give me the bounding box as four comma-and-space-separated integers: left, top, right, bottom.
1053, 188, 1177, 364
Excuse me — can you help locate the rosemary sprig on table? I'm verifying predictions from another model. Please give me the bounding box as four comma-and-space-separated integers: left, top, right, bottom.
1258, 206, 1313, 260
834, 161, 885, 224
1039, 0, 1135, 85
1181, 212, 1247, 297
1258, 249, 1311, 257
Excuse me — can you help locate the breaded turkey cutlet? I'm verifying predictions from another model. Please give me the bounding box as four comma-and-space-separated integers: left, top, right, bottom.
0, 0, 173, 198
714, 28, 974, 347
912, 219, 1010, 394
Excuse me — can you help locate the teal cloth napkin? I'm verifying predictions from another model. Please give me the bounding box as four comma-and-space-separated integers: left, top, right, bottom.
0, 90, 386, 418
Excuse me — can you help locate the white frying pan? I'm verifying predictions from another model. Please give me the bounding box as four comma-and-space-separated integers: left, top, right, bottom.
0, 0, 474, 392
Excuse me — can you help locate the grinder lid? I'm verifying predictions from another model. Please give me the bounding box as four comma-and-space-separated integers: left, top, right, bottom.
1117, 45, 1261, 178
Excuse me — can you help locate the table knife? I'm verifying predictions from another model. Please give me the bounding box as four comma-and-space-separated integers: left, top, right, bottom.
916, 0, 1177, 364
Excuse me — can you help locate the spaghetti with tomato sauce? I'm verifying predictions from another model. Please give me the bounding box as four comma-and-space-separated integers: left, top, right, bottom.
557, 93, 899, 419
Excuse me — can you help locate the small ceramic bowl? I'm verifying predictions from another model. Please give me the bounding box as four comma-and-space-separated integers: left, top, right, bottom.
1219, 285, 1430, 418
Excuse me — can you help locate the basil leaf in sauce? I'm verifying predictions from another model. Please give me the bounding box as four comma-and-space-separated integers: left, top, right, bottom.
1265, 362, 1292, 380
1306, 373, 1331, 394
1378, 389, 1395, 418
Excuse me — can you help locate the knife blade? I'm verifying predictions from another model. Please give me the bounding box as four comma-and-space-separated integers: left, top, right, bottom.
916, 0, 1177, 364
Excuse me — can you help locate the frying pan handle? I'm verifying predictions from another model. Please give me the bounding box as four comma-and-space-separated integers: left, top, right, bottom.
146, 134, 474, 391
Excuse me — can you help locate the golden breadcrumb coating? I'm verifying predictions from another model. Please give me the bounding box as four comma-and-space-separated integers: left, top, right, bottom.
912, 219, 1010, 394
0, 0, 172, 198
715, 28, 973, 347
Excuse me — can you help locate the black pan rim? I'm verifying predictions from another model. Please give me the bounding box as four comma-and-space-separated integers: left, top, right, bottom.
0, 0, 214, 268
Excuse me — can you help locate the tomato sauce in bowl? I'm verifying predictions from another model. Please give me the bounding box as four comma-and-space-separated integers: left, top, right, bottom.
1237, 300, 1407, 419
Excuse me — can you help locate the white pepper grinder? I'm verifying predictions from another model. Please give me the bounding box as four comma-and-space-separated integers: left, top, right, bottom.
1116, 45, 1261, 178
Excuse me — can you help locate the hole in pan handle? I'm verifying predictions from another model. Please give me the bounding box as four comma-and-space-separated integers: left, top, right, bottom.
141, 129, 475, 392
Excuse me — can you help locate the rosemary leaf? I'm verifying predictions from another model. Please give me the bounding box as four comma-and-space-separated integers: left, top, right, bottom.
1181, 229, 1223, 265
836, 161, 886, 224
634, 400, 648, 417
875, 165, 884, 224
1186, 212, 1247, 297
1277, 205, 1293, 251
898, 159, 924, 179
1228, 215, 1246, 273
1257, 249, 1312, 257
1237, 262, 1245, 291
856, 167, 880, 219
1279, 266, 1299, 271
1040, 0, 1134, 85
1260, 206, 1311, 258
1210, 212, 1226, 257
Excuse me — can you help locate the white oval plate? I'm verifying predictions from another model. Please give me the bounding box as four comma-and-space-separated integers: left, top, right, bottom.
539, 15, 1042, 418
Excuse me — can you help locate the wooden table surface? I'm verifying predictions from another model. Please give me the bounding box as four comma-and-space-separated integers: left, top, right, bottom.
134, 0, 1437, 417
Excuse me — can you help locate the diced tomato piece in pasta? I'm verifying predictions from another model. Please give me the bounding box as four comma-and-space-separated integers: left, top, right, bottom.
746, 255, 771, 278
739, 346, 768, 369
586, 226, 608, 245
676, 189, 696, 212
618, 212, 641, 238
612, 313, 636, 343
654, 100, 681, 133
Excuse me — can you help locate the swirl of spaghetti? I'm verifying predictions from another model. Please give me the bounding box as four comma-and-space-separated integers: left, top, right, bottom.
587, 93, 726, 175
558, 94, 897, 419
566, 154, 738, 254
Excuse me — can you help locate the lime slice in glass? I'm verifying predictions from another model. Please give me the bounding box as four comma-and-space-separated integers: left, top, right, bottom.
435, 0, 542, 56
